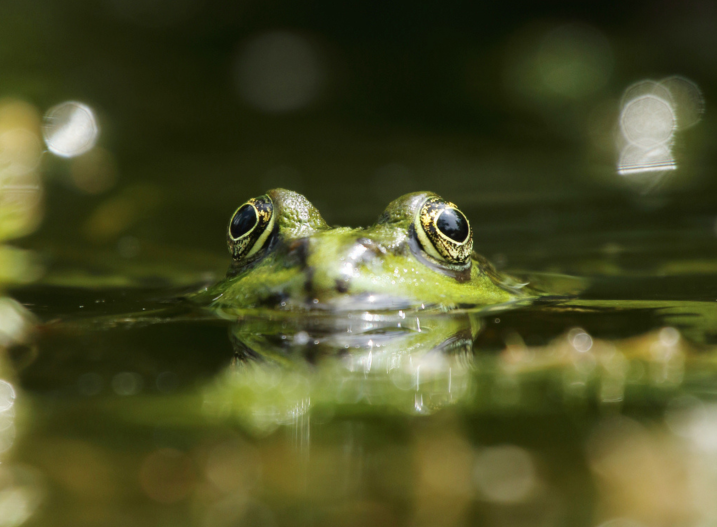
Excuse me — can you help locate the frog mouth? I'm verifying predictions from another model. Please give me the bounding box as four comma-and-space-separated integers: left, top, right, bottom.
260, 286, 424, 312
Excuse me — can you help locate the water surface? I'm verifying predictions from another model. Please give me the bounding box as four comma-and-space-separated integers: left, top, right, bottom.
4, 196, 717, 527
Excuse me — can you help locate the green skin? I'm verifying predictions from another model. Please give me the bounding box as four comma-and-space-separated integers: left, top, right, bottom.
201, 189, 532, 315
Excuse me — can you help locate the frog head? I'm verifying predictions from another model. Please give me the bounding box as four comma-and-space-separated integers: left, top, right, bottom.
208, 188, 528, 313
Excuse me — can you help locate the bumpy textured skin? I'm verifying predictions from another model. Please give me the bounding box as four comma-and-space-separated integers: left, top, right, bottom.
269, 189, 328, 238
201, 188, 530, 313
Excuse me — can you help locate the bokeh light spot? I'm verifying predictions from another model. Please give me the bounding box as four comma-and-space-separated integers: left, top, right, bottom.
615, 76, 703, 182
568, 328, 594, 352
0, 465, 44, 527
205, 440, 262, 495
618, 143, 675, 176
0, 100, 44, 241
0, 381, 15, 413
0, 130, 41, 178
0, 299, 33, 348
42, 102, 99, 158
620, 95, 676, 148
473, 445, 537, 503
111, 372, 143, 396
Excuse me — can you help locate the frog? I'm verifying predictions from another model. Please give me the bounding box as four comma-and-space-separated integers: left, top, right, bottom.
199, 188, 534, 315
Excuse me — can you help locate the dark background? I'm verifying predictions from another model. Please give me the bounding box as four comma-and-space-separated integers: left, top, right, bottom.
3, 0, 716, 269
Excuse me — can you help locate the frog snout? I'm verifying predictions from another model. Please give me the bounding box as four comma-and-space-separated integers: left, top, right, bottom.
299, 236, 384, 299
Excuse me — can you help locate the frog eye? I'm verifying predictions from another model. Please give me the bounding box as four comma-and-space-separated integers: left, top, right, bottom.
227, 195, 275, 261
414, 196, 473, 265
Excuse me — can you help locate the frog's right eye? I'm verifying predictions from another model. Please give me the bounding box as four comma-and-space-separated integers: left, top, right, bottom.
227, 195, 275, 261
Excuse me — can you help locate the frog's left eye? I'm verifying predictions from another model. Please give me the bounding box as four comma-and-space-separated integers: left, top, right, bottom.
414, 196, 473, 265
227, 195, 275, 261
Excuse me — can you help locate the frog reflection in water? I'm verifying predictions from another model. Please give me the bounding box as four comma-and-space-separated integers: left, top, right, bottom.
204, 188, 532, 315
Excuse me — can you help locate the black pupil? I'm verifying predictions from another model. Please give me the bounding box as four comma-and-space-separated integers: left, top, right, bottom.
230, 204, 258, 239
436, 208, 469, 242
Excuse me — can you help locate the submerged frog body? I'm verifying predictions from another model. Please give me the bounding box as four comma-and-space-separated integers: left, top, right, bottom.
204, 189, 531, 313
